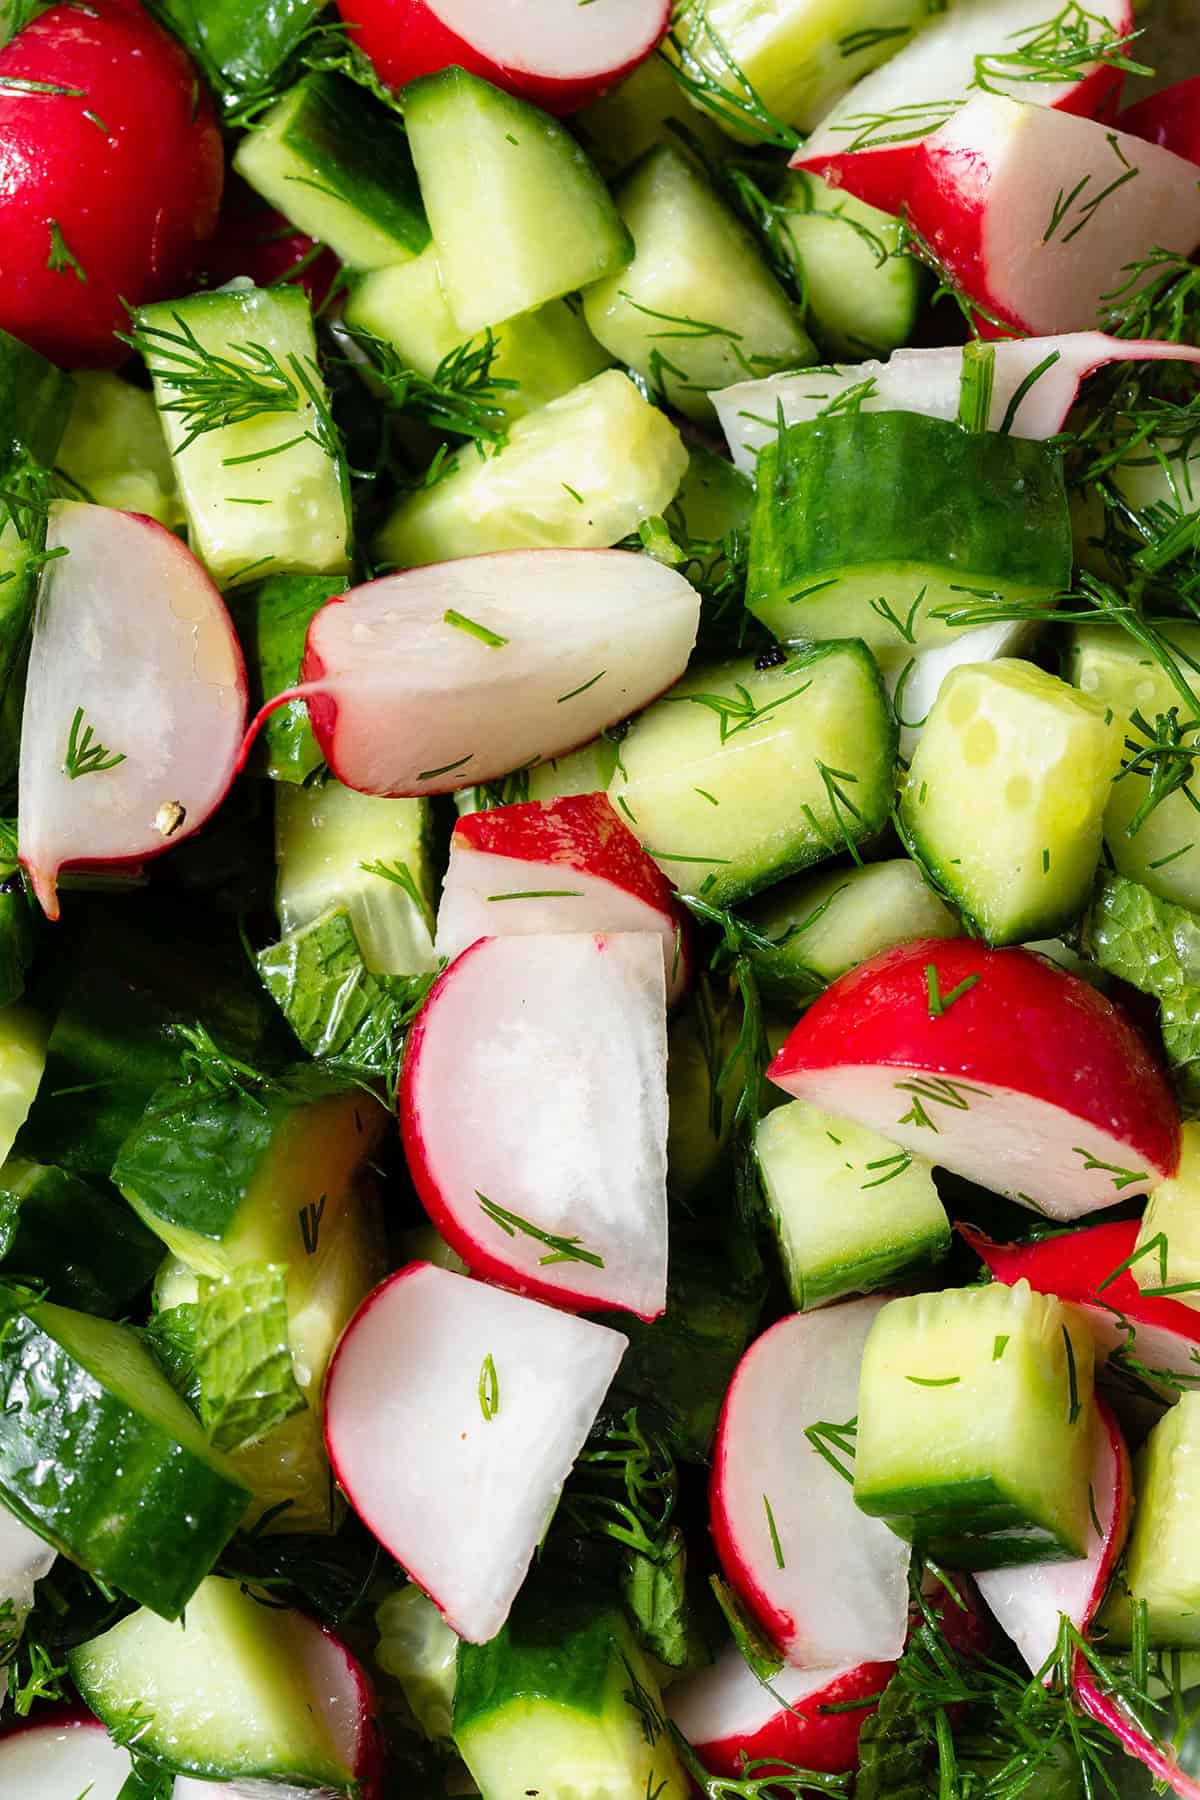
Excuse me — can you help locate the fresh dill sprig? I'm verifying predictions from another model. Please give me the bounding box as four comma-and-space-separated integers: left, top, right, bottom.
344, 327, 516, 449
124, 314, 303, 453
971, 2, 1151, 97
476, 1192, 605, 1268
62, 707, 126, 781
565, 1409, 678, 1560
659, 1, 801, 150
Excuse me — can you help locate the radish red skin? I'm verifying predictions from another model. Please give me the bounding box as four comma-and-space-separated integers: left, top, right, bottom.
0, 0, 223, 367
1120, 78, 1200, 164
333, 0, 670, 114
687, 1662, 896, 1780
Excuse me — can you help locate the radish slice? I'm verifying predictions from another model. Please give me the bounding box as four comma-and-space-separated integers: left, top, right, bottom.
710, 1299, 911, 1668
0, 1504, 55, 1689
246, 550, 699, 798
906, 96, 1200, 336
334, 0, 669, 114
400, 931, 669, 1320
666, 1649, 894, 1779
324, 1262, 626, 1644
434, 794, 690, 1003
796, 0, 1130, 211
974, 1399, 1130, 1676
1076, 1667, 1200, 1800
18, 503, 246, 921
963, 1220, 1200, 1386
0, 1711, 133, 1797
769, 940, 1180, 1221
714, 334, 1200, 474
1120, 77, 1200, 164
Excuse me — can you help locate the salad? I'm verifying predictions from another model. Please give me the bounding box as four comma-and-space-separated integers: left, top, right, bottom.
0, 0, 1198, 1795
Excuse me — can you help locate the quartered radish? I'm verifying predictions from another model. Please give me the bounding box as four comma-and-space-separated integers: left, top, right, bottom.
795, 0, 1131, 214
247, 550, 699, 798
18, 504, 247, 921
0, 1711, 134, 1797
963, 1220, 1200, 1388
434, 794, 690, 1001
885, 621, 1037, 760
666, 1648, 895, 1779
334, 0, 669, 114
324, 1262, 626, 1644
903, 96, 1200, 336
0, 1503, 55, 1684
714, 334, 1200, 474
710, 1298, 911, 1668
769, 939, 1180, 1221
400, 931, 669, 1319
974, 1399, 1130, 1676
1120, 77, 1200, 164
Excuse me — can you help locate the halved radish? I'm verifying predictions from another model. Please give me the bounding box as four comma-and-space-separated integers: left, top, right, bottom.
710, 1299, 911, 1668
904, 96, 1200, 336
713, 334, 1200, 474
0, 1711, 133, 1797
974, 1398, 1130, 1676
18, 503, 247, 921
245, 550, 699, 798
962, 1220, 1200, 1386
769, 940, 1180, 1220
400, 931, 669, 1320
795, 0, 1130, 213
434, 794, 690, 1002
332, 0, 669, 114
324, 1261, 627, 1644
1120, 78, 1200, 164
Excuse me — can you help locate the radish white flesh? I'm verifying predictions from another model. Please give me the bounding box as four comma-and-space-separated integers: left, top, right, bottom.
404, 0, 666, 85
324, 1262, 626, 1644
18, 503, 246, 920
796, 0, 1130, 209
434, 794, 689, 1002
885, 621, 1037, 760
711, 1299, 911, 1668
400, 931, 669, 1319
259, 550, 699, 797
0, 1712, 134, 1797
975, 1401, 1129, 1676
714, 335, 1200, 474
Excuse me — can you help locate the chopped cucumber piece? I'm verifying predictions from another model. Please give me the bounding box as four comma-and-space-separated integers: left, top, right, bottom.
375, 369, 686, 568
453, 1587, 688, 1800
666, 988, 743, 1201
0, 1157, 162, 1314
0, 1292, 248, 1617
57, 372, 180, 526
582, 145, 814, 425
275, 778, 436, 976
755, 1101, 949, 1309
574, 53, 727, 178
854, 1280, 1096, 1568
234, 72, 429, 268
1102, 1392, 1200, 1647
257, 906, 424, 1072
0, 323, 73, 464
0, 1006, 45, 1164
230, 571, 349, 786
376, 1584, 458, 1743
748, 413, 1071, 651
138, 283, 350, 588
345, 247, 612, 424
775, 171, 923, 358
456, 736, 619, 815
900, 660, 1123, 944
1066, 620, 1200, 913
69, 1578, 355, 1787
670, 444, 754, 543
405, 67, 632, 333
744, 858, 961, 999
1135, 1121, 1200, 1312
609, 640, 896, 906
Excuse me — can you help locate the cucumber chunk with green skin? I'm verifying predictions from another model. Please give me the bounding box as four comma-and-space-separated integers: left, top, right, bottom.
775, 171, 923, 359
0, 324, 73, 465
228, 573, 350, 785
69, 1578, 356, 1787
453, 1587, 688, 1800
275, 779, 437, 977
1101, 1391, 1200, 1648
404, 67, 633, 334
0, 1158, 162, 1314
1133, 1122, 1200, 1313
137, 283, 351, 589
747, 413, 1072, 652
609, 641, 896, 907
374, 369, 686, 568
257, 906, 427, 1073
376, 1585, 459, 1744
853, 1280, 1096, 1568
900, 660, 1123, 945
0, 1292, 249, 1617
582, 145, 814, 426
456, 737, 619, 815
57, 372, 181, 527
345, 248, 612, 425
1086, 871, 1200, 1098
234, 73, 430, 270
743, 858, 961, 1000
755, 1101, 949, 1310
670, 445, 754, 544
1065, 620, 1200, 914
573, 53, 727, 179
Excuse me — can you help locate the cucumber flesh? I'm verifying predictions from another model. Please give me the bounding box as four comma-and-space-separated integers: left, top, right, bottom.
57, 372, 181, 527
776, 171, 922, 359
229, 572, 350, 786
0, 1156, 163, 1314
456, 737, 619, 815
1135, 1121, 1200, 1315
404, 67, 633, 333
573, 53, 727, 178
853, 1280, 1096, 1567
670, 445, 754, 543
0, 1005, 46, 1167
1102, 1391, 1200, 1647
375, 1585, 458, 1744
0, 324, 74, 465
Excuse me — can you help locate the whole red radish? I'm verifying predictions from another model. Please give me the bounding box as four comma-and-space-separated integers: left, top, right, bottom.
334, 0, 669, 114
1120, 77, 1200, 165
0, 0, 223, 367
